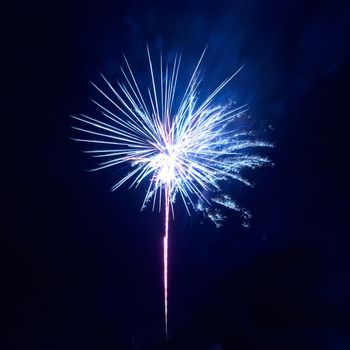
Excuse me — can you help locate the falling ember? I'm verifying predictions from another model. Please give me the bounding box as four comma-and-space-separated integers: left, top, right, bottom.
71, 45, 272, 335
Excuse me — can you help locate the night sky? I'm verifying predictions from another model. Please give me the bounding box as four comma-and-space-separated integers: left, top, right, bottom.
5, 0, 350, 349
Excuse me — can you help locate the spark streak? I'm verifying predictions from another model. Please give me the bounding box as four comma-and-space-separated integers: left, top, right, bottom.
72, 46, 272, 335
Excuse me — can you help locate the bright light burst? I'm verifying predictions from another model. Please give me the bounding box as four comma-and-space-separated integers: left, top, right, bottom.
71, 46, 272, 335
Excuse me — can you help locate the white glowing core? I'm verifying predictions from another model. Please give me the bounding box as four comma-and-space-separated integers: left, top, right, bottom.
156, 144, 178, 183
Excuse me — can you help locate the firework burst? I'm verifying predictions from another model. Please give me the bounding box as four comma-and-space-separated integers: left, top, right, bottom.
72, 46, 272, 335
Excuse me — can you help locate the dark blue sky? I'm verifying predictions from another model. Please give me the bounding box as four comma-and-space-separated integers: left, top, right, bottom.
5, 0, 350, 349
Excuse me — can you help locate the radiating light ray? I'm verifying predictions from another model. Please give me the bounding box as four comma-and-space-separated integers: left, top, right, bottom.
72, 47, 272, 335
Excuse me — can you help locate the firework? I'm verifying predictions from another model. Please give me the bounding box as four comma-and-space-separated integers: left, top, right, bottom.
72, 46, 272, 335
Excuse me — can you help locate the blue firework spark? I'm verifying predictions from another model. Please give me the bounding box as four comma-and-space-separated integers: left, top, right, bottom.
72, 47, 272, 334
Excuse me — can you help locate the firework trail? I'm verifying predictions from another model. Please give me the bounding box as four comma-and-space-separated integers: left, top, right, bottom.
163, 185, 169, 335
71, 46, 272, 335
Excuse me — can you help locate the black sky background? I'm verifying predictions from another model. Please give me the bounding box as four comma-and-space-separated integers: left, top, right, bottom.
4, 0, 350, 349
